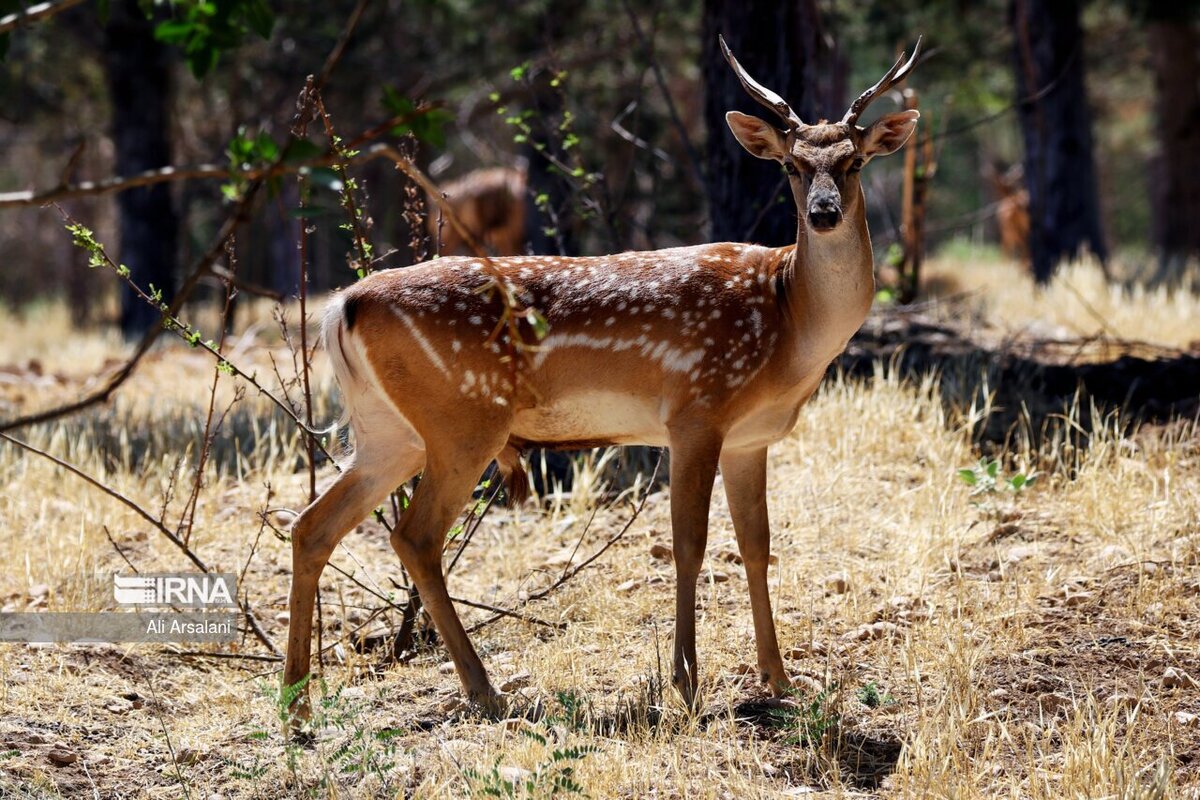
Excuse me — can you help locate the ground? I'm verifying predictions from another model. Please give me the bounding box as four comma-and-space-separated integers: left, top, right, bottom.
0, 249, 1197, 799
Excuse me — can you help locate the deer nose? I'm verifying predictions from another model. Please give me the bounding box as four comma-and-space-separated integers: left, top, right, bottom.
807, 201, 842, 232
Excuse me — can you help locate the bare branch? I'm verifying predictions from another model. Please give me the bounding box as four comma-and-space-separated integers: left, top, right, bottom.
0, 108, 436, 208
0, 431, 279, 656
0, 0, 87, 35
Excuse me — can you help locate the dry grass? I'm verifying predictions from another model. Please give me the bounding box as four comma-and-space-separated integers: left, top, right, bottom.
0, 255, 1198, 799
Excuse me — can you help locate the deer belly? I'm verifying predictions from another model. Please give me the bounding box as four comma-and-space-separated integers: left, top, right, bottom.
511, 391, 668, 448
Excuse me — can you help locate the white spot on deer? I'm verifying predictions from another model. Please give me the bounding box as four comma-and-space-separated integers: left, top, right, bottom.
663, 309, 676, 319
749, 308, 764, 336
469, 315, 483, 326
710, 309, 722, 320
605, 317, 616, 327
452, 340, 462, 353
455, 301, 467, 312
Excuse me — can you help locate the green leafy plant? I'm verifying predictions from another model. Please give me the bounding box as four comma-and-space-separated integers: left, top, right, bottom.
462, 727, 596, 798
856, 681, 896, 709
382, 87, 454, 149
154, 0, 274, 78
768, 684, 840, 746
957, 457, 1036, 496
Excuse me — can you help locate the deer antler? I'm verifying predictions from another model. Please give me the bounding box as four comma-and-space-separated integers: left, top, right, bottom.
841, 37, 923, 127
719, 34, 805, 131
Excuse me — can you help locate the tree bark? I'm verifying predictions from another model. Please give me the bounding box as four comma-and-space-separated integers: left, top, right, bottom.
104, 0, 178, 336
1010, 0, 1108, 284
702, 0, 821, 246
1147, 11, 1200, 279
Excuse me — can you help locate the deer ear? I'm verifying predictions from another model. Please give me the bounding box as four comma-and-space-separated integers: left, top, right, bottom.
859, 109, 919, 162
726, 111, 787, 161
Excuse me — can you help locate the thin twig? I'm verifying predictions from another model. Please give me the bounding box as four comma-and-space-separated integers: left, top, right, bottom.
0, 431, 279, 656
0, 109, 438, 209
468, 453, 663, 633
0, 0, 86, 34
620, 0, 705, 190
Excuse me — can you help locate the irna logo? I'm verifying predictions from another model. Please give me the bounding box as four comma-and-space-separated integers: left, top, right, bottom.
113, 573, 237, 608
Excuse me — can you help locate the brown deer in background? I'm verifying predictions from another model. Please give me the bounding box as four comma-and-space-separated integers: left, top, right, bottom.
986, 160, 1031, 267
283, 37, 921, 723
427, 166, 528, 257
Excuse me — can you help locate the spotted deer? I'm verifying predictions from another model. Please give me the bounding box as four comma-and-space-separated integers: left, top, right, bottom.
284, 37, 921, 719
427, 166, 528, 257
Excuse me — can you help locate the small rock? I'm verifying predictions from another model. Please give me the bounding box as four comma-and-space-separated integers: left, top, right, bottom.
616, 578, 641, 593
649, 544, 673, 561
47, 749, 78, 766
718, 550, 743, 565
1161, 667, 1197, 689
500, 672, 532, 692
1172, 711, 1198, 727
989, 688, 1009, 700
439, 697, 468, 714
784, 641, 828, 659
823, 572, 850, 595
437, 661, 457, 675
1105, 694, 1141, 712
28, 583, 50, 598
708, 571, 730, 583
499, 717, 529, 731
25, 733, 49, 744
174, 747, 202, 766
1062, 591, 1094, 608
274, 612, 290, 624
499, 765, 532, 784
1037, 692, 1073, 714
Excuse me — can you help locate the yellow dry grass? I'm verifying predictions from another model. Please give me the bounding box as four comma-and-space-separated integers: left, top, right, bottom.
0, 255, 1197, 799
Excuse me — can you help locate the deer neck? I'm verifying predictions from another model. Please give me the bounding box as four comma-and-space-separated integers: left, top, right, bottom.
779, 186, 875, 364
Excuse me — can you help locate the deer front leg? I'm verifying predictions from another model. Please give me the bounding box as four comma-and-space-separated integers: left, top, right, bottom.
667, 427, 723, 708
720, 447, 791, 696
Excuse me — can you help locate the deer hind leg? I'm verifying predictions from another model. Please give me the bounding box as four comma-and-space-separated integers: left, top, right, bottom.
667, 426, 723, 708
720, 447, 791, 696
387, 439, 505, 714
284, 438, 424, 724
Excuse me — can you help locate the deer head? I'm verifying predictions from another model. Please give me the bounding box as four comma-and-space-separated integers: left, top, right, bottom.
720, 36, 922, 234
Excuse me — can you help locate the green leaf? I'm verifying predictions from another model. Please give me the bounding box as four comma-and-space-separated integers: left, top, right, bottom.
283, 138, 324, 164
243, 0, 274, 38
1008, 474, 1026, 491
985, 459, 999, 479
957, 469, 977, 486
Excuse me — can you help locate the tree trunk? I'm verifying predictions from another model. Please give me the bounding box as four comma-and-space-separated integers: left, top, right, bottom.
104, 0, 178, 336
1147, 12, 1200, 280
1010, 0, 1107, 284
702, 0, 821, 246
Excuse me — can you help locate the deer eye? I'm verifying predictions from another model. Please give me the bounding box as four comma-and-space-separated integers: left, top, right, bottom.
847, 157, 864, 174
783, 161, 797, 175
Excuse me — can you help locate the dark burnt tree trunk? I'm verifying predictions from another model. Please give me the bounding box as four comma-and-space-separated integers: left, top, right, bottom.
104, 0, 178, 336
1147, 6, 1200, 279
1010, 0, 1108, 284
703, 0, 824, 245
